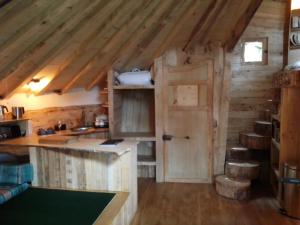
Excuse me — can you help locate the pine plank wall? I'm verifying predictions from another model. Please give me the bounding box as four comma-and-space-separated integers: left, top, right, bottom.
227, 0, 286, 146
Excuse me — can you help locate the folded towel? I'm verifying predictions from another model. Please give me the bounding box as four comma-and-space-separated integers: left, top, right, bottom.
116, 71, 152, 85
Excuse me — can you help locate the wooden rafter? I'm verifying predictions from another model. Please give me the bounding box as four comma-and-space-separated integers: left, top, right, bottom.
0, 0, 89, 81
122, 0, 187, 70
149, 0, 199, 61
225, 0, 263, 52
182, 0, 217, 51
0, 0, 268, 97
62, 0, 162, 93
41, 0, 145, 94
86, 70, 108, 91
71, 0, 175, 91
0, 0, 31, 23
0, 0, 12, 9
199, 0, 229, 46
0, 0, 107, 97
0, 0, 62, 51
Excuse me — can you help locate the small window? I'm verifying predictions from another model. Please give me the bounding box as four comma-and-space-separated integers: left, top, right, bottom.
241, 38, 268, 65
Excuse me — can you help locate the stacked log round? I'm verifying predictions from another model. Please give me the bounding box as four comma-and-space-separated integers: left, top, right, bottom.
239, 132, 271, 150
225, 161, 260, 180
254, 121, 272, 136
227, 147, 250, 161
215, 175, 251, 200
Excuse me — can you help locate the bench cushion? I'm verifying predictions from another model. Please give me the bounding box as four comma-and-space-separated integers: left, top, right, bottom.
0, 183, 29, 204
0, 164, 33, 185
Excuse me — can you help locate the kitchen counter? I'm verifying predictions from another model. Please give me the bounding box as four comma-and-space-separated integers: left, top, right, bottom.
0, 135, 135, 156
0, 133, 138, 221
56, 127, 109, 136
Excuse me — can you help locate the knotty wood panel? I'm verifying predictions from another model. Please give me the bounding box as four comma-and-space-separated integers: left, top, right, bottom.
227, 1, 286, 145
30, 146, 137, 224
155, 45, 232, 180
20, 104, 105, 134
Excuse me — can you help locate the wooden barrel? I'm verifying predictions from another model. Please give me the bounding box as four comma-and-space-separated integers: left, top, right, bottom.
215, 175, 251, 200
225, 161, 260, 180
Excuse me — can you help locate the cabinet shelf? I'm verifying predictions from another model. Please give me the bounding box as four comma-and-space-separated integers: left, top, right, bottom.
272, 114, 280, 122
113, 85, 154, 90
290, 45, 300, 50
114, 132, 155, 141
137, 155, 156, 166
272, 138, 280, 151
272, 167, 280, 180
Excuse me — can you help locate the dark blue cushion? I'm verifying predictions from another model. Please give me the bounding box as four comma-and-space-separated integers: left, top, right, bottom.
0, 164, 33, 185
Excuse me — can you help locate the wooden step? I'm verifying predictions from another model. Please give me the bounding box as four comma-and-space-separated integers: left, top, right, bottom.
261, 109, 271, 122
239, 132, 271, 150
225, 161, 260, 180
215, 175, 251, 200
227, 146, 250, 161
254, 121, 272, 136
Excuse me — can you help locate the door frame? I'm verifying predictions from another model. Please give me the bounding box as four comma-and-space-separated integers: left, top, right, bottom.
155, 57, 214, 183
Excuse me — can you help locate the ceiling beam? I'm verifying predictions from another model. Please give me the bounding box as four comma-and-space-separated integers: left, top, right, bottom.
0, 0, 108, 98
62, 0, 162, 93
0, 0, 62, 51
41, 0, 145, 94
0, 0, 32, 22
225, 0, 263, 52
199, 0, 229, 46
84, 0, 175, 91
0, 0, 89, 82
0, 0, 12, 9
86, 70, 108, 91
182, 0, 217, 51
147, 0, 197, 63
122, 0, 187, 70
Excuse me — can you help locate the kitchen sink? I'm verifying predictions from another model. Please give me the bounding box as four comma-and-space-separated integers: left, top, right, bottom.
71, 127, 92, 132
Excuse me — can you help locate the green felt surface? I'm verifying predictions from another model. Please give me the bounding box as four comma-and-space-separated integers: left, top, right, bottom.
0, 188, 115, 225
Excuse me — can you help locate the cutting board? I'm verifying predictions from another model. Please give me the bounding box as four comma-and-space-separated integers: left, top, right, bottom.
38, 135, 78, 145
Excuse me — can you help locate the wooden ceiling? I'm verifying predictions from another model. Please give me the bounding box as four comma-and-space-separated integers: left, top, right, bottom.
0, 0, 262, 98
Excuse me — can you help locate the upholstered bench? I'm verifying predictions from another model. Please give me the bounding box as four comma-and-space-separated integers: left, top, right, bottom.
0, 164, 33, 204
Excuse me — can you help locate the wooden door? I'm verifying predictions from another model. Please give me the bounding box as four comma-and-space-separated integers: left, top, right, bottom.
159, 60, 213, 183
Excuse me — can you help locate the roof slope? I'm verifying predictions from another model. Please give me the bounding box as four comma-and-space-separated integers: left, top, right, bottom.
0, 0, 262, 97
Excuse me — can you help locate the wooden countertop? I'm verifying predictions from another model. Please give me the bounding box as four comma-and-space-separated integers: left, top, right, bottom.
56, 127, 109, 136
0, 118, 29, 124
0, 135, 137, 156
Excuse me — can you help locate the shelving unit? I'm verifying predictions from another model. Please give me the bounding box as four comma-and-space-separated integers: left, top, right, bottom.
100, 86, 109, 109
113, 85, 154, 90
108, 69, 156, 178
289, 9, 300, 50
270, 70, 300, 208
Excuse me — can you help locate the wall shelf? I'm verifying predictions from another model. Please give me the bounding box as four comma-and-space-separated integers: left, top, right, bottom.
113, 85, 154, 90
272, 114, 280, 122
271, 138, 280, 151
137, 155, 156, 166
108, 69, 157, 178
114, 132, 156, 141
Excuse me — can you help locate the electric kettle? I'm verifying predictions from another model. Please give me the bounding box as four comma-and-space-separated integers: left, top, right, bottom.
0, 105, 8, 120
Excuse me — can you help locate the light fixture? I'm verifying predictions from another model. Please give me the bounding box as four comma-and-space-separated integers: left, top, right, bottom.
291, 0, 300, 10
24, 77, 50, 93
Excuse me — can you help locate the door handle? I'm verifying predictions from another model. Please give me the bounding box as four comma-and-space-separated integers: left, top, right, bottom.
162, 134, 173, 141
162, 134, 190, 141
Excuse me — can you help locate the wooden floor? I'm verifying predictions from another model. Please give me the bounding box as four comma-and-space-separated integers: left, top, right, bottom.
131, 179, 300, 225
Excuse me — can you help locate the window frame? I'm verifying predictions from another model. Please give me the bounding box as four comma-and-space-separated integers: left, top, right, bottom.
241, 37, 268, 65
